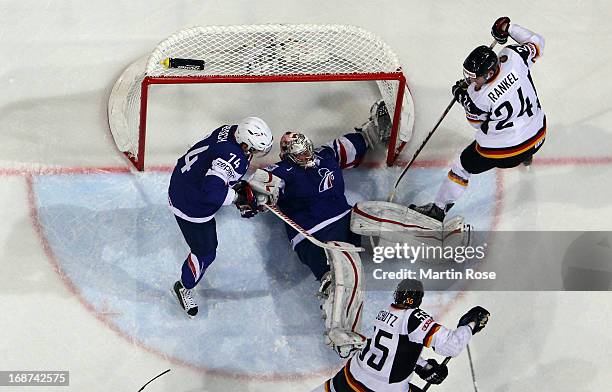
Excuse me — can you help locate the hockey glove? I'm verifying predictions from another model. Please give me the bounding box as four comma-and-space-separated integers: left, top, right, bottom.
491, 16, 511, 44
233, 181, 258, 218
415, 359, 448, 385
458, 306, 490, 334
452, 79, 469, 103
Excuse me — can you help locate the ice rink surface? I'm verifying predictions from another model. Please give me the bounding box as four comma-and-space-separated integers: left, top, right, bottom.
1, 1, 612, 391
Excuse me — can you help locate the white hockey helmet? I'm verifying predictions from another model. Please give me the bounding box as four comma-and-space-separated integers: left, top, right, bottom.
235, 117, 274, 157
280, 131, 315, 168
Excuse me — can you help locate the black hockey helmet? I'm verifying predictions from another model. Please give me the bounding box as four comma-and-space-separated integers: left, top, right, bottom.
393, 278, 424, 308
463, 45, 499, 83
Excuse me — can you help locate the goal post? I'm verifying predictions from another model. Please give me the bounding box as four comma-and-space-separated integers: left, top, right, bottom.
108, 24, 415, 171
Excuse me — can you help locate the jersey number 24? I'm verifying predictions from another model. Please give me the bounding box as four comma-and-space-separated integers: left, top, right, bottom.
490, 86, 536, 133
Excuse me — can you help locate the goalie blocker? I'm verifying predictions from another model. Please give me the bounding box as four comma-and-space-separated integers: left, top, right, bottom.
351, 201, 472, 262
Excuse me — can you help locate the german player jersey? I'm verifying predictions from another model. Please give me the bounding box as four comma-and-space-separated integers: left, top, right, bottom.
168, 125, 249, 222
342, 305, 472, 392
263, 132, 368, 248
459, 24, 546, 158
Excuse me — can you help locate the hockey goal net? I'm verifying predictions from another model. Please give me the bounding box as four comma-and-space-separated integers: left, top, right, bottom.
108, 24, 414, 171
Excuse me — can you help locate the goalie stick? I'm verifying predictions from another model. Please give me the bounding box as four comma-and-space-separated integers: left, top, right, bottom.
388, 39, 498, 203
264, 205, 365, 252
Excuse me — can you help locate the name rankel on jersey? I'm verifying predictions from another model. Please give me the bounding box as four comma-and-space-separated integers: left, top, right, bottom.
487, 71, 519, 103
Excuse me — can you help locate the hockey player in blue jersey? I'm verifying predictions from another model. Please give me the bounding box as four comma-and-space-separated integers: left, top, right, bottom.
243, 101, 392, 356
169, 117, 273, 318
261, 101, 391, 283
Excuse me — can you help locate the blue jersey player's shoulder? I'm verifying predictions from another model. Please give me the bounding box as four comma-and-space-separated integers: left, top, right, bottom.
314, 145, 337, 162
263, 159, 295, 180
205, 125, 250, 184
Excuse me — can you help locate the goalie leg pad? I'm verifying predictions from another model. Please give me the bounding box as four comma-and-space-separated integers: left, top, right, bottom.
351, 201, 472, 252
321, 243, 366, 356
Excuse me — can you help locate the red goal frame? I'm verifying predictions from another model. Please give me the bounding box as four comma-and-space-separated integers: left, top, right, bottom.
126, 72, 407, 171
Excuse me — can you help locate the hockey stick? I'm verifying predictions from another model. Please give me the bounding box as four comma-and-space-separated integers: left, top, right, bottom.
264, 205, 364, 252
421, 343, 479, 392
387, 39, 498, 203
466, 344, 480, 392
138, 369, 170, 391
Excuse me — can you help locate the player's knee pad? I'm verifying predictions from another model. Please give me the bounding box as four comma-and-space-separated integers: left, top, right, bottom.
321, 244, 366, 355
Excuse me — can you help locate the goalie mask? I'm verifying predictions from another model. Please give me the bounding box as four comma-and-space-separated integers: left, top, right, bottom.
393, 278, 424, 308
279, 132, 315, 168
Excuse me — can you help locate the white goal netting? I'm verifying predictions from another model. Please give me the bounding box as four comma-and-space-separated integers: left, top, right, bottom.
108, 24, 414, 170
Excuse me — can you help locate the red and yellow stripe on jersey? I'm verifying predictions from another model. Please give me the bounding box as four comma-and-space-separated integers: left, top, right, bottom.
476, 118, 546, 159
423, 323, 441, 348
447, 170, 468, 187
324, 359, 376, 392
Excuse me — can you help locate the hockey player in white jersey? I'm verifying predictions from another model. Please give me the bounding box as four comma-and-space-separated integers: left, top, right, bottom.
312, 279, 490, 392
411, 17, 546, 222
169, 117, 273, 318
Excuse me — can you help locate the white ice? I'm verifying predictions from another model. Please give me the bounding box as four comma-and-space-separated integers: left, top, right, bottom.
1, 1, 611, 391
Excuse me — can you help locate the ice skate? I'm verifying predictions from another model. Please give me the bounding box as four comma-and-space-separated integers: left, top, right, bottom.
173, 280, 198, 318
409, 203, 446, 222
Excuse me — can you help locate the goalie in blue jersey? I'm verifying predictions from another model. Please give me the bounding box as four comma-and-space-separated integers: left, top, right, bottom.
260, 101, 390, 282
245, 101, 392, 356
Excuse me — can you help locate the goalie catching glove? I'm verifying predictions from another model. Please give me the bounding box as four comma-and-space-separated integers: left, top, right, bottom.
355, 100, 392, 147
